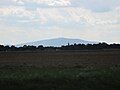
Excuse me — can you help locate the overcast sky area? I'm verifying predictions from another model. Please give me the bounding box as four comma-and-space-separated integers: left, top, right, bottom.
0, 0, 120, 45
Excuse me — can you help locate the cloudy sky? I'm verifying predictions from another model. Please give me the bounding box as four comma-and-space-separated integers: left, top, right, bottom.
0, 0, 120, 45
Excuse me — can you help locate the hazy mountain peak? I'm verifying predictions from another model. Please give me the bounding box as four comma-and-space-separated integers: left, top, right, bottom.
17, 38, 97, 47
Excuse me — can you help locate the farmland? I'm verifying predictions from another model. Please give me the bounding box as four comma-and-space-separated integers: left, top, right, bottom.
0, 50, 120, 90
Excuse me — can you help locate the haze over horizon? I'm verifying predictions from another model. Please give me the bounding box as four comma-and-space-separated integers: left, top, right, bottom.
0, 0, 120, 45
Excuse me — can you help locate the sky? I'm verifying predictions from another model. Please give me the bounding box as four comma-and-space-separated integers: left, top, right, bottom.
0, 0, 120, 45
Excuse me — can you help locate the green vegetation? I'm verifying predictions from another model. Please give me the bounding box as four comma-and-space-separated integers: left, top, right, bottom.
0, 42, 120, 51
0, 65, 120, 90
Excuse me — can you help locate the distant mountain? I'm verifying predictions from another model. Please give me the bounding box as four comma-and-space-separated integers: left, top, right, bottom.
17, 38, 98, 47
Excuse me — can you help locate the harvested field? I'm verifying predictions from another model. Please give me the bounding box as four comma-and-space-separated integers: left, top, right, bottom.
0, 50, 120, 68
0, 50, 120, 90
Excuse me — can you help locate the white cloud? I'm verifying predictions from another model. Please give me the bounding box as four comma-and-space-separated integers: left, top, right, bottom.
64, 7, 120, 25
48, 0, 71, 6
33, 7, 120, 26
36, 8, 64, 22
0, 6, 34, 19
12, 0, 71, 6
0, 5, 119, 26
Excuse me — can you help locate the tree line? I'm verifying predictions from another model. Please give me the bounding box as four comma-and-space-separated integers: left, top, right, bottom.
0, 43, 120, 51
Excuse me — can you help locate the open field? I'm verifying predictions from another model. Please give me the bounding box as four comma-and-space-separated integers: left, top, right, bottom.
0, 50, 120, 68
0, 50, 120, 90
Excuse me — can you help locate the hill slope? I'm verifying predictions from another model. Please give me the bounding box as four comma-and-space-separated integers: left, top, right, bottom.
17, 38, 97, 47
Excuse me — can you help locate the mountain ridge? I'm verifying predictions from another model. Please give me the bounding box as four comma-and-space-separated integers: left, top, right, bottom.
17, 38, 98, 47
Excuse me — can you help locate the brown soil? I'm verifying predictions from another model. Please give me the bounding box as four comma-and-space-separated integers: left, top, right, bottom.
0, 50, 120, 68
